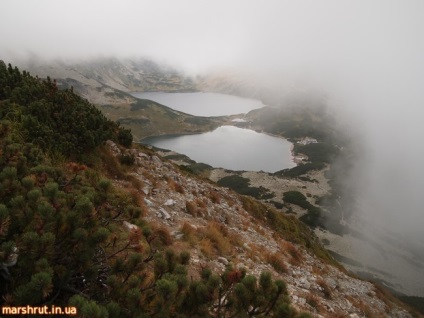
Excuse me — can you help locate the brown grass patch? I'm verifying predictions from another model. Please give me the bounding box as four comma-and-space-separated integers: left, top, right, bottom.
127, 188, 145, 208
180, 222, 197, 245
254, 224, 266, 236
167, 176, 185, 194
185, 200, 198, 217
124, 173, 144, 189
240, 218, 251, 231
209, 190, 221, 204
346, 295, 373, 317
283, 241, 303, 265
306, 294, 323, 312
226, 230, 242, 248
150, 223, 173, 247
316, 278, 332, 299
141, 169, 156, 184
96, 146, 127, 180
195, 198, 207, 209
200, 238, 215, 258
245, 243, 266, 263
265, 252, 288, 273
224, 195, 236, 207
202, 222, 231, 256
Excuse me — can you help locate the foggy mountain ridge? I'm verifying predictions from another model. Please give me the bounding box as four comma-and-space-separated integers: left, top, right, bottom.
11, 56, 424, 301
21, 57, 196, 96
3, 59, 423, 316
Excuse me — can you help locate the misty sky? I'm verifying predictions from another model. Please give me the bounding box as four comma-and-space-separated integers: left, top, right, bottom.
1, 0, 423, 74
2, 1, 424, 250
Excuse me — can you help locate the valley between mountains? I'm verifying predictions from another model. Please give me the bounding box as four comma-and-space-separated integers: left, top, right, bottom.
11, 57, 423, 316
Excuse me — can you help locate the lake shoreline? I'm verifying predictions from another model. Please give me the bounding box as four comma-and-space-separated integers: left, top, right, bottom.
142, 125, 295, 173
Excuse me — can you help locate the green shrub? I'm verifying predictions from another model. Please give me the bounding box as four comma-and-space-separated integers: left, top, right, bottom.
120, 154, 135, 165
218, 175, 274, 199
117, 127, 133, 147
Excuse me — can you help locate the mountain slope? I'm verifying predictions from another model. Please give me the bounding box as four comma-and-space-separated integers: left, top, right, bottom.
0, 61, 418, 317
0, 61, 300, 316
19, 57, 224, 140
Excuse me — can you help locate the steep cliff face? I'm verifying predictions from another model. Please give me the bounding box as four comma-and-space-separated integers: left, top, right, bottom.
107, 140, 415, 317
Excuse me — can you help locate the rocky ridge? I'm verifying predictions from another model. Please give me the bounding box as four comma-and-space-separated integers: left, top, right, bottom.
106, 140, 414, 317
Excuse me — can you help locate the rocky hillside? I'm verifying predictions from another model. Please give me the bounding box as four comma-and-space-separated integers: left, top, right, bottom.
105, 139, 415, 317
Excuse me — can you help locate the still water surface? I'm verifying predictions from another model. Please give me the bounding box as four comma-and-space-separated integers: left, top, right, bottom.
131, 92, 265, 116
142, 126, 295, 172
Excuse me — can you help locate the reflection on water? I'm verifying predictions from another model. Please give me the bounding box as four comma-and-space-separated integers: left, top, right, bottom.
142, 126, 295, 173
131, 92, 265, 116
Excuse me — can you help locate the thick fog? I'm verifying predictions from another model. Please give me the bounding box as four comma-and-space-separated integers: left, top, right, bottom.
2, 0, 424, 293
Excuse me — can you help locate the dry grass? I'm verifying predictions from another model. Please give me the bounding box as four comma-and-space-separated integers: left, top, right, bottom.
306, 294, 323, 313
195, 198, 207, 209
202, 222, 231, 256
171, 240, 191, 255
316, 278, 332, 299
265, 252, 288, 273
240, 218, 252, 232
180, 221, 234, 258
200, 238, 215, 258
245, 242, 265, 262
167, 176, 185, 194
312, 264, 329, 276
141, 169, 156, 184
127, 188, 145, 208
224, 194, 236, 207
373, 283, 404, 312
125, 173, 144, 190
150, 223, 173, 247
226, 230, 242, 248
180, 222, 197, 245
97, 146, 127, 180
208, 190, 221, 204
283, 241, 303, 265
185, 200, 198, 217
185, 199, 208, 218
346, 295, 373, 317
253, 224, 266, 236
174, 182, 185, 194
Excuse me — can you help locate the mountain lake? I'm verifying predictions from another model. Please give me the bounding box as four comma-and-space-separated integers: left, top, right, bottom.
134, 92, 295, 172
141, 125, 295, 173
